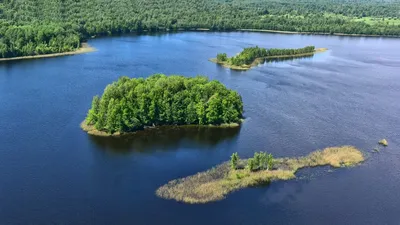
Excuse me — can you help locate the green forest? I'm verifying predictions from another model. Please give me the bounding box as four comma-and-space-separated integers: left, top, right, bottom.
85, 74, 243, 134
1, 0, 400, 58
217, 46, 316, 66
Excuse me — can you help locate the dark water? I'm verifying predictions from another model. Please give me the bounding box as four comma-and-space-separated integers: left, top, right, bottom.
1, 32, 400, 225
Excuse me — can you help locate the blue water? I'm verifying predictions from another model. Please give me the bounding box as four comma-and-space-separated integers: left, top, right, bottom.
1, 32, 399, 224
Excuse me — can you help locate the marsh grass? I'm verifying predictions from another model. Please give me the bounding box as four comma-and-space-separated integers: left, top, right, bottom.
80, 121, 122, 137
156, 146, 364, 204
378, 139, 388, 147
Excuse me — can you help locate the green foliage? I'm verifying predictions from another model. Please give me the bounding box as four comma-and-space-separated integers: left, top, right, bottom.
86, 95, 100, 125
216, 53, 228, 62
221, 46, 315, 66
267, 153, 274, 170
86, 74, 243, 134
1, 0, 400, 58
247, 152, 274, 172
247, 158, 256, 172
230, 152, 239, 170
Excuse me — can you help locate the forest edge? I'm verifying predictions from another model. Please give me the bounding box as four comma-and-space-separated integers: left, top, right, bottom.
0, 43, 95, 62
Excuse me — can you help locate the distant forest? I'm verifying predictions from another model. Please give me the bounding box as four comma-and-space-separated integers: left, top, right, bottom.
1, 0, 400, 58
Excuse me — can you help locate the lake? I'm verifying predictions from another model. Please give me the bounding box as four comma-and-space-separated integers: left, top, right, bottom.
0, 32, 399, 225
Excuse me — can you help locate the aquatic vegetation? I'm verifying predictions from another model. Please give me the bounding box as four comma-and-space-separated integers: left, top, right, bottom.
156, 146, 364, 204
378, 139, 388, 146
372, 147, 380, 153
83, 74, 243, 135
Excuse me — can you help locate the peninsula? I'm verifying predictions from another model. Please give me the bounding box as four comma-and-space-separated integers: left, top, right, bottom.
82, 74, 243, 136
210, 46, 327, 70
156, 146, 364, 203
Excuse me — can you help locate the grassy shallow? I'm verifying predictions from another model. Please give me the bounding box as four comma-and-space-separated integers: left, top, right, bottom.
0, 43, 95, 62
156, 146, 364, 204
81, 120, 241, 137
209, 48, 327, 71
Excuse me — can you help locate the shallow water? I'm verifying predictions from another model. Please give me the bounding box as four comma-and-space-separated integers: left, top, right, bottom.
0, 32, 399, 224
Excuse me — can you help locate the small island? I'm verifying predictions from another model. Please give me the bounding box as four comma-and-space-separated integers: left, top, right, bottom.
210, 46, 327, 70
156, 146, 364, 203
82, 74, 243, 136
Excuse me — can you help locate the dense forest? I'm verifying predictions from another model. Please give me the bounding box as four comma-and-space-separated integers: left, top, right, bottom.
85, 74, 243, 134
1, 0, 400, 58
217, 46, 316, 66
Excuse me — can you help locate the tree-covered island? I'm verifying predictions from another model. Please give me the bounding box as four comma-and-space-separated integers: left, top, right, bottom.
81, 74, 243, 136
210, 46, 327, 70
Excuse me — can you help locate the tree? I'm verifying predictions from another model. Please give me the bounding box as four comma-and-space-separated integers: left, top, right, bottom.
230, 152, 239, 170
267, 153, 274, 170
86, 95, 100, 125
216, 53, 227, 62
247, 151, 274, 172
105, 98, 118, 133
247, 158, 256, 172
206, 93, 222, 124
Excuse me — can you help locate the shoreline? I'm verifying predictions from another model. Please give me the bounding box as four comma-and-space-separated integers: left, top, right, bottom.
81, 120, 241, 137
0, 43, 96, 62
0, 27, 397, 62
236, 29, 400, 38
210, 48, 328, 71
156, 146, 365, 204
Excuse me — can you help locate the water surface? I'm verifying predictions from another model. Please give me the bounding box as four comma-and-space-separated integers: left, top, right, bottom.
0, 32, 399, 225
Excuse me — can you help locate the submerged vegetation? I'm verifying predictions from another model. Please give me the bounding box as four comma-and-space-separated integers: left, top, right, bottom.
1, 0, 400, 58
211, 46, 325, 70
156, 146, 364, 203
83, 74, 243, 135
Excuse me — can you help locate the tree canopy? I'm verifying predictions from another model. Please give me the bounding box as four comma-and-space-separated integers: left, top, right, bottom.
85, 74, 243, 134
1, 0, 400, 58
218, 46, 316, 66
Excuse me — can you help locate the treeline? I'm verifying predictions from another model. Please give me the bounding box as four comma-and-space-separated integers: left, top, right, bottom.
230, 152, 274, 171
217, 46, 315, 66
0, 24, 80, 58
1, 0, 400, 58
85, 74, 243, 134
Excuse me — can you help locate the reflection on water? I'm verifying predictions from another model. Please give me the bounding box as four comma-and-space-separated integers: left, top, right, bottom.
88, 126, 241, 153
219, 54, 315, 71
263, 54, 314, 63
259, 180, 303, 205
258, 167, 327, 206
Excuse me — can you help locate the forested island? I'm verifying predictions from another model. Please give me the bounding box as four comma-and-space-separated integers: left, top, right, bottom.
210, 46, 326, 70
156, 146, 365, 203
1, 0, 400, 59
82, 74, 243, 136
